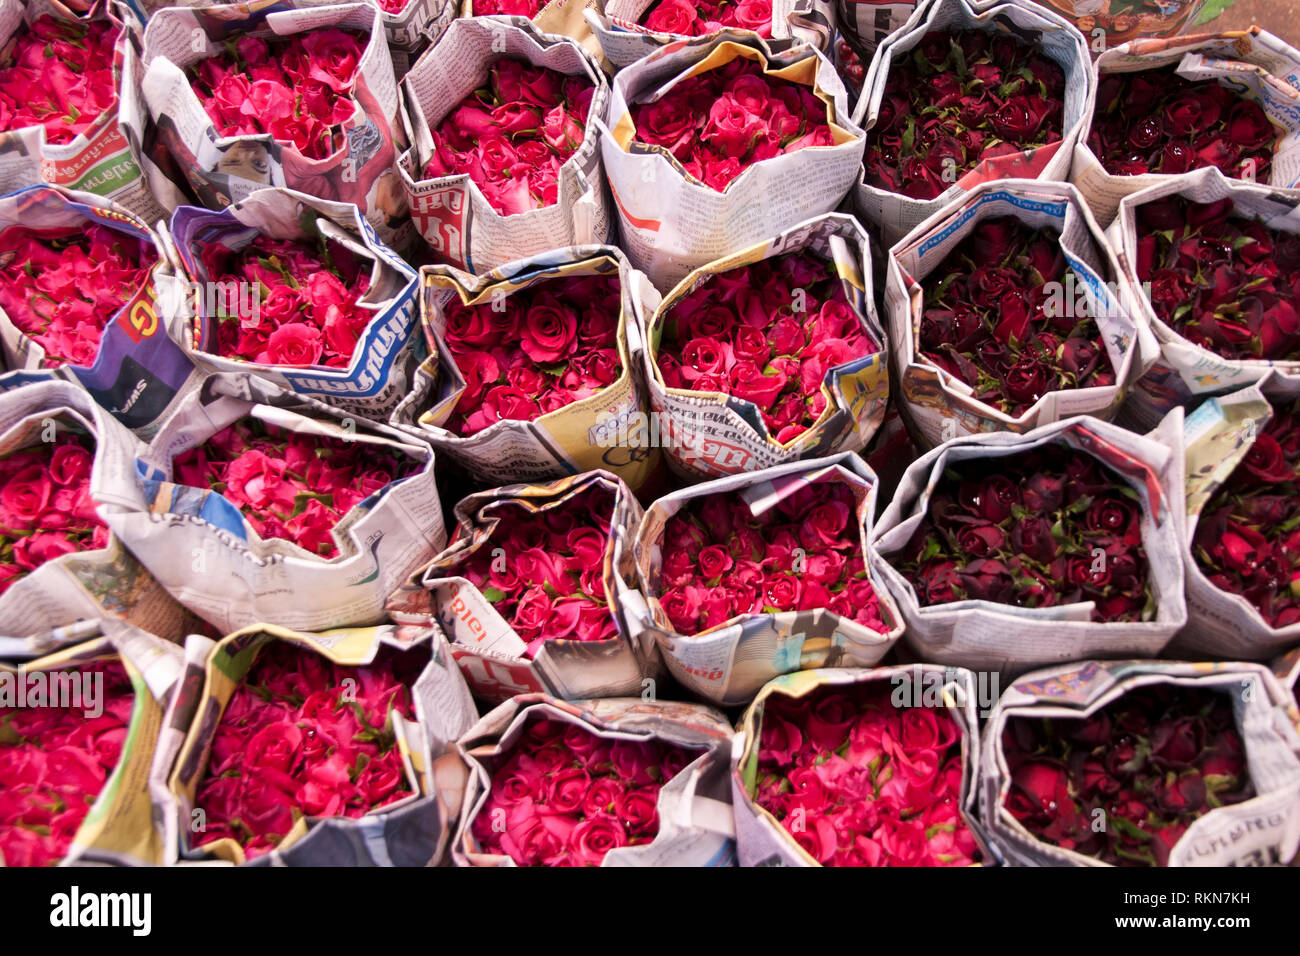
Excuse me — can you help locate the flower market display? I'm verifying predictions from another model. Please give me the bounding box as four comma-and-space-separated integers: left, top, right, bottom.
0, 0, 1298, 876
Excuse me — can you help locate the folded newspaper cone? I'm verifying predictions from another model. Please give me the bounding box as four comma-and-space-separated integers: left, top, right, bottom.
731, 665, 997, 866
0, 622, 186, 866
388, 470, 663, 704
464, 0, 605, 63
833, 0, 924, 66
852, 0, 1093, 249
0, 0, 169, 225
871, 414, 1188, 674
1109, 167, 1300, 431
628, 453, 904, 707
166, 187, 422, 420
0, 185, 200, 433
1168, 374, 1300, 660
585, 0, 834, 70
398, 17, 612, 274
102, 373, 446, 634
0, 379, 207, 656
634, 213, 889, 479
884, 179, 1158, 449
449, 693, 736, 866
391, 245, 661, 490
599, 35, 865, 291
980, 660, 1300, 866
131, 2, 409, 246
157, 622, 477, 865
1072, 29, 1300, 229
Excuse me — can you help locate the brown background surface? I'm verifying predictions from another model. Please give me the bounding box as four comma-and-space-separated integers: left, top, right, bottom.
1191, 1, 1299, 43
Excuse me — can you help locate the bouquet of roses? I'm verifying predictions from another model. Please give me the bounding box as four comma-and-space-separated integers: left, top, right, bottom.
629, 55, 832, 194
641, 215, 887, 479
1110, 169, 1300, 429
105, 376, 445, 634
891, 442, 1157, 622
637, 0, 773, 37
442, 272, 621, 436
0, 222, 155, 370
735, 668, 985, 867
400, 471, 655, 704
1001, 684, 1251, 866
656, 481, 888, 634
0, 628, 182, 866
851, 0, 1090, 246
885, 181, 1152, 445
0, 380, 213, 652
190, 640, 423, 860
397, 246, 656, 489
602, 37, 864, 289
915, 217, 1113, 416
138, 4, 400, 239
1088, 67, 1276, 182
1168, 378, 1300, 659
400, 19, 610, 273
654, 249, 878, 442
0, 431, 108, 597
0, 657, 133, 866
423, 58, 594, 217
863, 29, 1066, 202
631, 454, 903, 705
453, 694, 735, 867
872, 417, 1187, 672
1134, 195, 1299, 362
188, 30, 365, 162
0, 14, 118, 145
982, 661, 1300, 867
171, 415, 421, 559
169, 189, 419, 419
1074, 31, 1300, 226
166, 624, 476, 866
468, 713, 697, 865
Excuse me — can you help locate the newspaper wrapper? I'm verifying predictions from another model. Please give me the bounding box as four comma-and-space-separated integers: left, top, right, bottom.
127, 0, 456, 76
1165, 374, 1300, 660
0, 0, 169, 225
0, 380, 208, 660
1273, 647, 1300, 758
1038, 1, 1209, 50
387, 470, 663, 704
598, 35, 865, 291
0, 622, 185, 866
871, 413, 1188, 674
156, 622, 478, 865
980, 660, 1300, 867
585, 0, 835, 69
1072, 29, 1300, 229
731, 665, 998, 866
851, 0, 1094, 249
129, 2, 409, 247
0, 185, 200, 434
635, 213, 889, 480
628, 453, 904, 707
465, 0, 604, 63
166, 187, 421, 420
1108, 166, 1300, 431
834, 0, 923, 65
101, 372, 447, 635
450, 693, 737, 866
884, 179, 1159, 450
398, 17, 612, 274
391, 245, 661, 490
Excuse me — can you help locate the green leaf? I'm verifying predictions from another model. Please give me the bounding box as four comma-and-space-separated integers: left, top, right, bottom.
481, 586, 506, 603
1194, 0, 1235, 26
